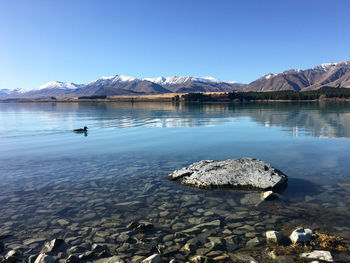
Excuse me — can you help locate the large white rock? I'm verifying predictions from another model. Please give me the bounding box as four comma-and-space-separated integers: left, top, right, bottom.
289, 228, 313, 243
300, 250, 333, 262
169, 158, 287, 190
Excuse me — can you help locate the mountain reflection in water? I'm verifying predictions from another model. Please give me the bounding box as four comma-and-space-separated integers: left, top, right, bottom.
1, 101, 350, 138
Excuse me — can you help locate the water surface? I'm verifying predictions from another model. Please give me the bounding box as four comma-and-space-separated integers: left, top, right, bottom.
0, 102, 349, 261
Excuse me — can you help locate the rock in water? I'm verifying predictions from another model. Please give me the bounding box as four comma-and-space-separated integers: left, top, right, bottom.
169, 158, 287, 190
34, 254, 54, 263
289, 228, 313, 244
126, 221, 153, 233
265, 231, 281, 244
300, 250, 333, 262
261, 191, 278, 201
41, 239, 65, 253
142, 254, 160, 263
4, 250, 20, 263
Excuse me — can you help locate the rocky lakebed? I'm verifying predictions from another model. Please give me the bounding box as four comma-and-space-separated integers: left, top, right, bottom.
0, 157, 350, 263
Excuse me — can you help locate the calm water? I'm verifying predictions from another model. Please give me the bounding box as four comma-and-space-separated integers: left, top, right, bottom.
0, 102, 350, 261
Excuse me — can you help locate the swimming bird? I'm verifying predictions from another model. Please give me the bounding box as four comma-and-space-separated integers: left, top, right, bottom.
74, 126, 88, 133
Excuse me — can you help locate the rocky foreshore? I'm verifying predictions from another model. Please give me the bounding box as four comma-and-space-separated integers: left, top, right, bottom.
0, 222, 349, 263
1, 158, 350, 262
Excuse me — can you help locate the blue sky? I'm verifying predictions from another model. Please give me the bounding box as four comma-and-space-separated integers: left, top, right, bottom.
0, 0, 349, 90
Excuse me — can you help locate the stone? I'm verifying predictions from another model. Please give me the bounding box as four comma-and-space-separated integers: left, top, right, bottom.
213, 254, 229, 261
182, 220, 221, 234
116, 232, 130, 243
189, 255, 211, 263
246, 237, 262, 247
4, 250, 19, 263
131, 256, 145, 263
172, 223, 186, 230
204, 211, 214, 216
261, 191, 278, 201
79, 251, 95, 260
222, 229, 232, 235
142, 254, 160, 263
180, 243, 193, 254
24, 238, 46, 246
127, 221, 153, 233
93, 256, 124, 263
300, 250, 333, 262
224, 236, 240, 251
67, 246, 86, 254
65, 255, 79, 263
163, 234, 173, 242
197, 220, 221, 228
57, 219, 69, 226
229, 253, 258, 263
169, 158, 287, 190
91, 244, 109, 253
34, 254, 54, 263
188, 217, 204, 225
41, 239, 65, 253
208, 237, 223, 249
266, 231, 281, 244
273, 256, 295, 263
206, 251, 222, 257
97, 250, 111, 258
28, 255, 38, 263
289, 228, 313, 243
159, 211, 169, 217
240, 193, 263, 206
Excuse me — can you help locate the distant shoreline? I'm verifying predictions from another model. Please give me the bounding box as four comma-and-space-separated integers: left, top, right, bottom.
2, 88, 350, 103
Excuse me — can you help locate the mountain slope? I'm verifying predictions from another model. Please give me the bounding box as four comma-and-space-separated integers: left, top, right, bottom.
144, 76, 243, 92
245, 59, 350, 91
74, 75, 171, 96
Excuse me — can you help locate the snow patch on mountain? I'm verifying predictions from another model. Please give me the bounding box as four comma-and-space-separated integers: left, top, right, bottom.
0, 88, 25, 95
0, 89, 12, 95
144, 76, 228, 85
258, 73, 277, 80
312, 62, 338, 72
90, 75, 138, 85
38, 81, 82, 90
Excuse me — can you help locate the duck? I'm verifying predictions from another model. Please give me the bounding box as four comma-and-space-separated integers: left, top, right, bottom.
74, 126, 88, 133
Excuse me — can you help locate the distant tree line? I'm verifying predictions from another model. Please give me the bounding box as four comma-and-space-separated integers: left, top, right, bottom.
181, 87, 350, 102
78, 95, 107, 100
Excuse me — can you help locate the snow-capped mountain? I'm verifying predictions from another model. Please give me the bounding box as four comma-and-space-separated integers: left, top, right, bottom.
1, 59, 350, 99
74, 74, 170, 96
37, 81, 83, 90
144, 76, 242, 93
245, 59, 350, 91
144, 76, 222, 85
0, 89, 14, 95
0, 88, 25, 95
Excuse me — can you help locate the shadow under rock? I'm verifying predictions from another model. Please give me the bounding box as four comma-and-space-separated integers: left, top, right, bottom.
282, 178, 322, 201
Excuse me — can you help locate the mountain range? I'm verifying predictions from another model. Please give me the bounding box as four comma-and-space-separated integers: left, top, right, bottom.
244, 59, 350, 92
1, 59, 349, 99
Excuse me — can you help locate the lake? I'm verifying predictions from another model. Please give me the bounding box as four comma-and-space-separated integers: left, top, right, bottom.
0, 102, 350, 262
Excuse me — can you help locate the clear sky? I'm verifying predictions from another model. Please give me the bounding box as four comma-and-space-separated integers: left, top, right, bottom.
1, 0, 349, 90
